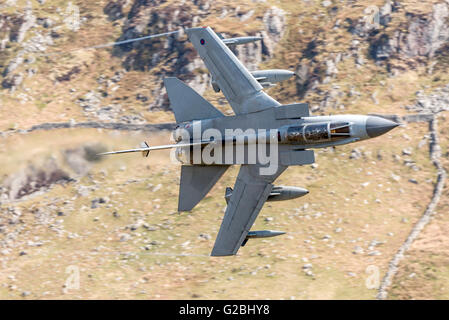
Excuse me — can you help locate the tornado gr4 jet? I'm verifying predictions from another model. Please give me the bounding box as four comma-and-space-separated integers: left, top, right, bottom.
100, 26, 399, 256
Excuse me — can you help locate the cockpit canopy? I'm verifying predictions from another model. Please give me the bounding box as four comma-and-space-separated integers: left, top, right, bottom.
282, 122, 351, 144
330, 122, 351, 140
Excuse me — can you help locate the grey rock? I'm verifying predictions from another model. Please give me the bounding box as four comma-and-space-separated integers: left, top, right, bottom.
3, 51, 24, 77
199, 233, 211, 240
2, 73, 23, 92
370, 3, 449, 61
402, 148, 412, 156
14, 4, 37, 43
353, 246, 364, 254
391, 173, 401, 182
371, 91, 379, 105
261, 6, 286, 57
350, 148, 362, 160
325, 59, 338, 76
104, 0, 126, 21
119, 233, 131, 242
91, 198, 106, 209
404, 3, 449, 58
305, 270, 315, 277
302, 263, 313, 270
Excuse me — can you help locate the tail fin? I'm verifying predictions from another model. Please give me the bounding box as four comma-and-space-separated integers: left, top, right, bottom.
164, 77, 224, 123
178, 165, 229, 211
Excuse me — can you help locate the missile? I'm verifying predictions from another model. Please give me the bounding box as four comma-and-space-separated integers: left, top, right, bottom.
225, 186, 308, 204
251, 69, 296, 84
242, 230, 286, 247
268, 186, 309, 201
212, 69, 295, 92
221, 36, 263, 46
247, 230, 286, 238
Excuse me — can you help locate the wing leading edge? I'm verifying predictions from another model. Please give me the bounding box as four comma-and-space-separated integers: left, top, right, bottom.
185, 27, 280, 115
211, 164, 287, 256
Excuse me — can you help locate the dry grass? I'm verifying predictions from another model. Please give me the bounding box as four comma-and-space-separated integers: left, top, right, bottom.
0, 120, 437, 299
388, 116, 449, 300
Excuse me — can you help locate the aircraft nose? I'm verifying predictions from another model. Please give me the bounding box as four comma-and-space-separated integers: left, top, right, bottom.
366, 116, 399, 138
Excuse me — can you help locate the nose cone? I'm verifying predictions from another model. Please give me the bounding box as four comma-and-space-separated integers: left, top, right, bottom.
282, 70, 296, 76
366, 116, 399, 138
279, 70, 296, 80
293, 187, 309, 197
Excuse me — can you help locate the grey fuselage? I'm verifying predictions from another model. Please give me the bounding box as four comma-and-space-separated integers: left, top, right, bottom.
172, 104, 397, 166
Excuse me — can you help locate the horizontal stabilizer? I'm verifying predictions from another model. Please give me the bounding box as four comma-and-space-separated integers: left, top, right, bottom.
178, 165, 229, 211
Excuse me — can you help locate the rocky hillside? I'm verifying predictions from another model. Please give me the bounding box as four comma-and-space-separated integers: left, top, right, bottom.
2, 0, 449, 125
0, 0, 290, 127
0, 0, 449, 299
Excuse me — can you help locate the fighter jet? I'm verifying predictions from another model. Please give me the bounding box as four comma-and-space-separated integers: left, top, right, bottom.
100, 27, 399, 256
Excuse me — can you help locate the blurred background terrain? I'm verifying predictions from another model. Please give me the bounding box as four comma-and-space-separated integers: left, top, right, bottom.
0, 0, 448, 299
